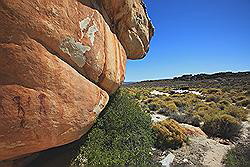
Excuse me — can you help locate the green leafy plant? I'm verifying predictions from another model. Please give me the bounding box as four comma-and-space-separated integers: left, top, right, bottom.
236, 99, 250, 107
207, 88, 221, 94
205, 95, 220, 103
71, 90, 157, 167
224, 106, 248, 121
202, 114, 241, 139
223, 142, 250, 167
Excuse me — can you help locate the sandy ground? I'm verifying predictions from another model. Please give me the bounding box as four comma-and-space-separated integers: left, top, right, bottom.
155, 120, 250, 167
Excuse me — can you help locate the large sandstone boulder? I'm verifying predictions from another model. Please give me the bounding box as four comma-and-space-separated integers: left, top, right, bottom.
100, 0, 154, 59
0, 37, 109, 161
0, 0, 153, 161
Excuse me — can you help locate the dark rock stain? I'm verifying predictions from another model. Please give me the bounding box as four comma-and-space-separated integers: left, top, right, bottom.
0, 95, 5, 114
27, 96, 31, 107
38, 93, 47, 115
13, 96, 26, 128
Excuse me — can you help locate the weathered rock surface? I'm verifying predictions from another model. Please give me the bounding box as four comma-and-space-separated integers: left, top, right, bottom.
0, 0, 153, 161
0, 0, 127, 94
100, 0, 154, 59
181, 124, 207, 138
0, 38, 109, 160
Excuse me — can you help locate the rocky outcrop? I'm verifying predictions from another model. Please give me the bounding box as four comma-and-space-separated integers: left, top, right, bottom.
0, 0, 153, 161
0, 38, 109, 161
181, 124, 207, 138
0, 0, 127, 94
100, 0, 154, 59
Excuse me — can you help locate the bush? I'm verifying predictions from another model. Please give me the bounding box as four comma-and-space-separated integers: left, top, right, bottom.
148, 102, 160, 111
162, 96, 173, 101
152, 119, 187, 150
235, 96, 246, 102
147, 98, 177, 112
245, 90, 250, 96
223, 140, 250, 167
202, 114, 241, 139
207, 88, 221, 94
219, 99, 231, 106
180, 86, 189, 90
236, 99, 250, 107
194, 103, 217, 119
224, 106, 248, 121
218, 99, 231, 110
174, 100, 188, 112
205, 95, 220, 103
157, 102, 178, 116
71, 90, 157, 166
170, 113, 202, 127
206, 101, 217, 108
161, 101, 178, 112
146, 98, 163, 111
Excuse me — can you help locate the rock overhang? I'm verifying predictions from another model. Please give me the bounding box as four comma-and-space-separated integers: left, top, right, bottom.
0, 0, 154, 161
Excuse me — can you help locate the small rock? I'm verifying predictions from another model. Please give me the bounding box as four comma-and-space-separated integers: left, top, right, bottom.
218, 139, 231, 145
160, 153, 175, 167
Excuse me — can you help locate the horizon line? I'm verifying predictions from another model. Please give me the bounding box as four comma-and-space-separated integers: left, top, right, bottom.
124, 70, 250, 82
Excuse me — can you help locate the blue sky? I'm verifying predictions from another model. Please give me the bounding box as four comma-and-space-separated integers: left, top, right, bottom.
125, 0, 250, 82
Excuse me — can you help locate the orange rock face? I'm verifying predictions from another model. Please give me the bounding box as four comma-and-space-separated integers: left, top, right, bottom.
0, 0, 153, 161
101, 0, 154, 59
0, 0, 127, 94
0, 38, 109, 161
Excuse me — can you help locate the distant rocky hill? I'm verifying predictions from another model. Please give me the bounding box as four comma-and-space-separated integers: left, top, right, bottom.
125, 71, 250, 90
173, 71, 250, 81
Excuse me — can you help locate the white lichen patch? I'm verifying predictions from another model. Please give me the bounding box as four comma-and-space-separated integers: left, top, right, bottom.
79, 17, 91, 31
60, 37, 90, 67
79, 16, 99, 46
93, 93, 107, 115
87, 21, 98, 46
59, 16, 99, 68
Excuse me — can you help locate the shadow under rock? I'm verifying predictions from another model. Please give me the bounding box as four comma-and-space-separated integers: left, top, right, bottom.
26, 134, 88, 167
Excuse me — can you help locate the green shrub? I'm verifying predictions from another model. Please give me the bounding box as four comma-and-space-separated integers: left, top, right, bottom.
161, 101, 178, 112
202, 114, 241, 139
219, 99, 231, 106
173, 100, 188, 112
71, 90, 157, 166
224, 106, 248, 121
245, 90, 250, 96
223, 141, 250, 167
170, 113, 202, 127
195, 103, 210, 110
218, 99, 232, 110
184, 94, 201, 104
152, 119, 187, 150
148, 102, 160, 111
180, 86, 189, 90
194, 103, 217, 119
235, 96, 246, 102
161, 110, 202, 127
205, 95, 220, 103
147, 98, 177, 112
206, 101, 217, 108
236, 99, 250, 107
207, 88, 221, 94
143, 98, 153, 104
162, 96, 172, 101
134, 92, 143, 99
